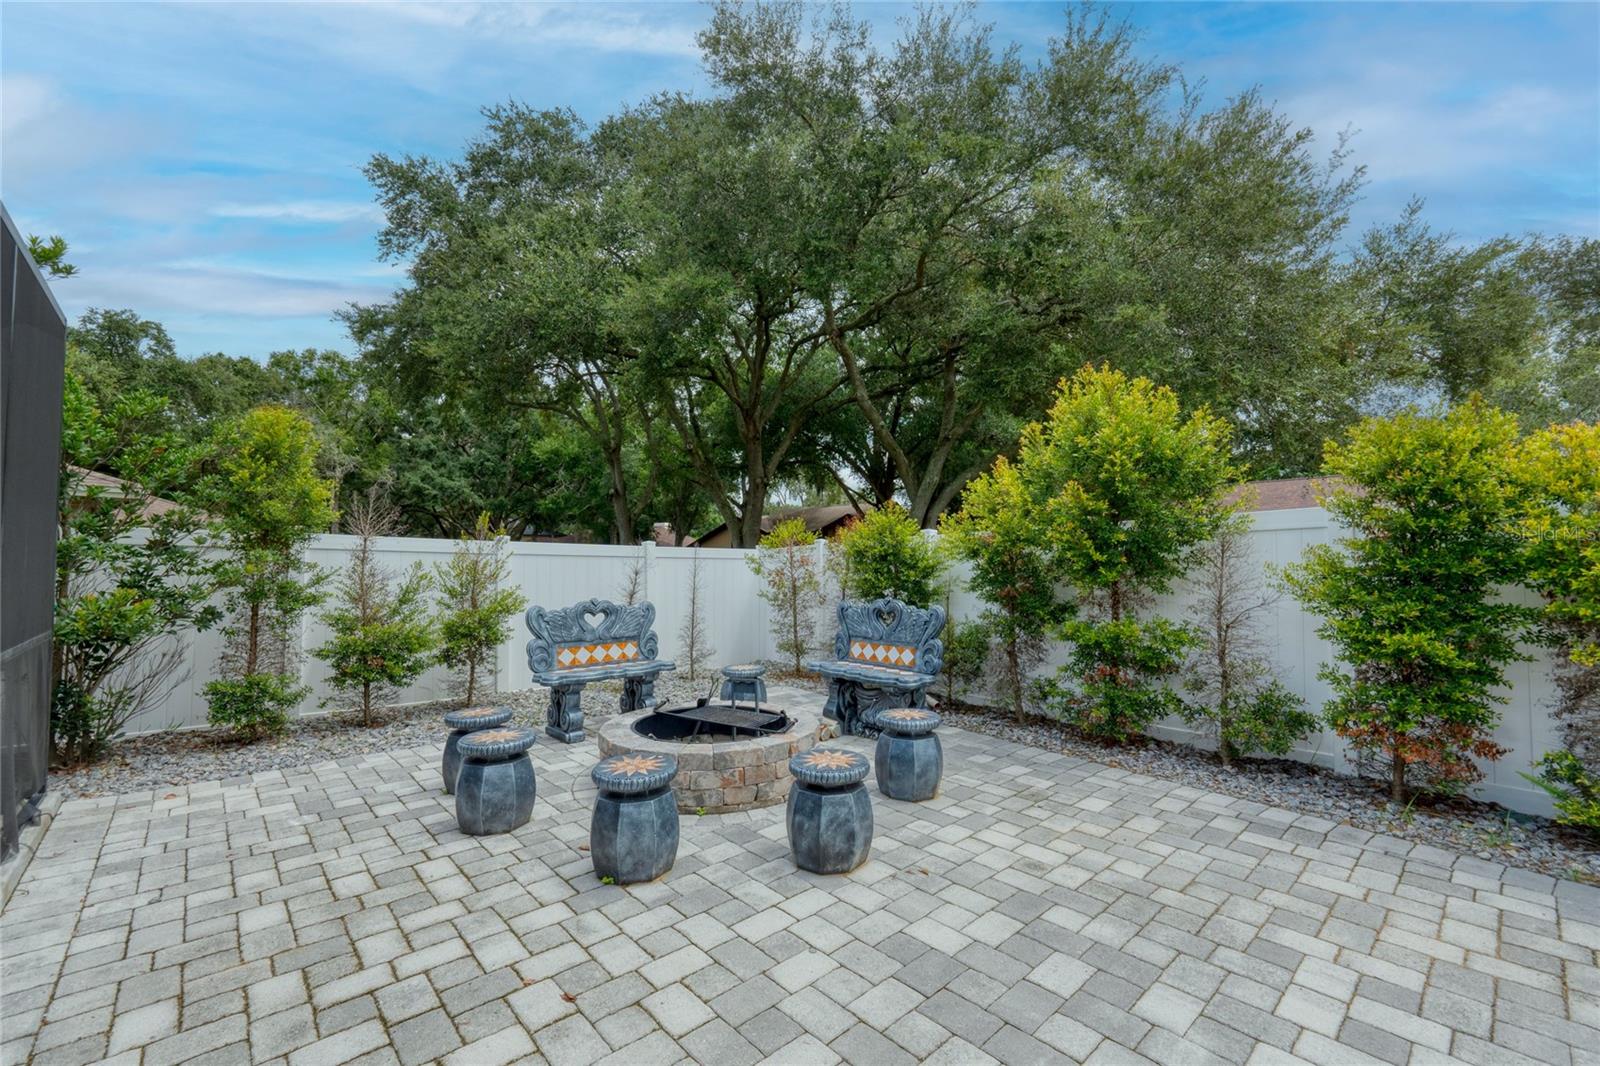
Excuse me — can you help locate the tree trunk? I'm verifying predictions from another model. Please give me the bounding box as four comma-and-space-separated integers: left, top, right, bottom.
465, 660, 477, 706
1007, 637, 1023, 723
246, 602, 261, 675
363, 682, 372, 728
1391, 743, 1407, 804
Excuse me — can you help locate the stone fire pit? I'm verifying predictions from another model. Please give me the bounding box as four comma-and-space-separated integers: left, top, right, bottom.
597, 704, 821, 813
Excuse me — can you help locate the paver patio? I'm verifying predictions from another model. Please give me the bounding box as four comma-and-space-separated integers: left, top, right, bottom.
4, 684, 1599, 1066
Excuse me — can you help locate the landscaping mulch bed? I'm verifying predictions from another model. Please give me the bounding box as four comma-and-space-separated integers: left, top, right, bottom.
942, 703, 1600, 882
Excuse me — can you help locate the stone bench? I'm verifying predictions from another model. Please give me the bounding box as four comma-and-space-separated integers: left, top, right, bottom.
526, 598, 676, 743
805, 596, 945, 737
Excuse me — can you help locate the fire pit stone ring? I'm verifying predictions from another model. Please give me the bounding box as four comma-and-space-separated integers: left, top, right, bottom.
597, 702, 821, 814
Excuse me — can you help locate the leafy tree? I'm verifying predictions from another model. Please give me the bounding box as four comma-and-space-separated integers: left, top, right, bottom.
834, 505, 943, 606
1183, 514, 1317, 766
202, 406, 337, 736
747, 518, 825, 673
27, 234, 77, 277
941, 457, 1065, 720
939, 614, 991, 707
1006, 367, 1238, 741
1516, 420, 1600, 825
52, 375, 219, 764
433, 513, 527, 705
351, 105, 673, 544
1282, 399, 1537, 802
315, 494, 435, 726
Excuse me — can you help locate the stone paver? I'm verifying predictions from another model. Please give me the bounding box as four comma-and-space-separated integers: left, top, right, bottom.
3, 682, 1599, 1065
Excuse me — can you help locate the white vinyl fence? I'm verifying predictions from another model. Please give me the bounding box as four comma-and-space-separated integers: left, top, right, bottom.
134, 507, 1565, 817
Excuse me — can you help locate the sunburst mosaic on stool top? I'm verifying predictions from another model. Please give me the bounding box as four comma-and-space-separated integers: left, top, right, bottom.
605, 753, 665, 777
458, 707, 501, 719
882, 709, 931, 722
800, 749, 862, 770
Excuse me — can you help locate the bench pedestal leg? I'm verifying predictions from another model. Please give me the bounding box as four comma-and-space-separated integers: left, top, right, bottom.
546, 685, 585, 743
620, 676, 658, 714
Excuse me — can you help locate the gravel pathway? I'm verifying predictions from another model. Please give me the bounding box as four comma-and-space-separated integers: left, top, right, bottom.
942, 703, 1600, 882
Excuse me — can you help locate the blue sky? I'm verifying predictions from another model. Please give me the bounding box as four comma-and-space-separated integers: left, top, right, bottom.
3, 2, 1596, 358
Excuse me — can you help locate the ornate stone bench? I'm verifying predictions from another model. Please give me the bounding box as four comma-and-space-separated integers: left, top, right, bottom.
526, 599, 676, 743
805, 596, 945, 737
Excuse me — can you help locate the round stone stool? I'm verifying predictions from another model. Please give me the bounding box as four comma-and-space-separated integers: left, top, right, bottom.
874, 708, 943, 802
455, 727, 538, 836
719, 663, 768, 704
442, 706, 514, 794
787, 748, 873, 874
590, 752, 680, 884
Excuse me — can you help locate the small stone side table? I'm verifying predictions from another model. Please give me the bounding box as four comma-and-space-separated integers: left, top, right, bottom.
455, 727, 538, 836
442, 706, 514, 795
787, 748, 873, 874
719, 663, 768, 704
591, 752, 680, 884
874, 708, 942, 801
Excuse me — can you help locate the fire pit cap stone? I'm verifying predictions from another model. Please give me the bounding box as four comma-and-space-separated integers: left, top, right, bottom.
444, 706, 514, 732
593, 752, 678, 795
790, 747, 870, 789
877, 707, 941, 737
457, 726, 538, 761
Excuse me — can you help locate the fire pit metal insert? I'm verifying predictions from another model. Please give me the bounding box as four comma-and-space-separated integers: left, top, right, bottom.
634, 699, 791, 741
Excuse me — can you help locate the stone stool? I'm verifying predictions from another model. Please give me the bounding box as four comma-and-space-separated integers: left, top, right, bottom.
874, 708, 943, 801
590, 752, 680, 884
441, 706, 514, 794
719, 663, 768, 704
455, 727, 538, 835
787, 748, 873, 874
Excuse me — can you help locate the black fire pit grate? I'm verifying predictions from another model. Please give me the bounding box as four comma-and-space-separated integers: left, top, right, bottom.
634, 699, 791, 740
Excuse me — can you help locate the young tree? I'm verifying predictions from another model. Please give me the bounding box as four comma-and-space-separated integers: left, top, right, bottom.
434, 513, 528, 706
1283, 399, 1537, 803
315, 494, 435, 726
1022, 366, 1239, 742
747, 518, 825, 673
27, 233, 78, 278
52, 375, 219, 764
1183, 514, 1317, 767
834, 505, 944, 606
677, 549, 716, 683
941, 458, 1066, 720
1516, 420, 1600, 828
202, 406, 337, 737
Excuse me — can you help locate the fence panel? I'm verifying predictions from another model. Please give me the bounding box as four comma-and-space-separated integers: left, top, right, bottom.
123, 513, 1564, 816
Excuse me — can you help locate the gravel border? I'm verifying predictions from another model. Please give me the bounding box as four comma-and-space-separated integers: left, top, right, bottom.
942, 703, 1600, 881
48, 676, 727, 801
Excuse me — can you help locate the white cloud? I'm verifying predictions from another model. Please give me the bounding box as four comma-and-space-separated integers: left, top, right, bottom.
210, 200, 383, 224
63, 262, 390, 320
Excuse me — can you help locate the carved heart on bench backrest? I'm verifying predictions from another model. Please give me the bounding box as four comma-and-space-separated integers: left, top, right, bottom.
583, 609, 608, 630
875, 605, 899, 629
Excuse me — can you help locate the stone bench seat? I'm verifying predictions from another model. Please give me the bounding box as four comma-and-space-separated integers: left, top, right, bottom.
806, 596, 945, 737
526, 598, 675, 743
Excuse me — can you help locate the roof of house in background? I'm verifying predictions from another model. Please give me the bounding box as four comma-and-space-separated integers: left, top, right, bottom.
687, 504, 867, 546
1230, 477, 1325, 511
68, 466, 184, 518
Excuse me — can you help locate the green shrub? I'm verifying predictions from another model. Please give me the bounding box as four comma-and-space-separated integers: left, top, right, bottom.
1187, 682, 1318, 764
1046, 617, 1196, 743
1183, 513, 1318, 765
835, 505, 943, 605
1282, 398, 1537, 802
203, 674, 303, 738
940, 617, 990, 704
748, 518, 825, 672
1523, 751, 1600, 833
435, 514, 527, 704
